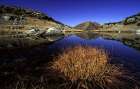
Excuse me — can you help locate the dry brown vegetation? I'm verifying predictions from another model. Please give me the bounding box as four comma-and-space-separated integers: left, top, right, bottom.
0, 45, 140, 89
49, 45, 139, 89
51, 46, 108, 81
0, 29, 24, 35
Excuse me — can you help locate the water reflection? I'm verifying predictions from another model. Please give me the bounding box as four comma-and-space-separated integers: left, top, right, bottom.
48, 33, 140, 72
96, 32, 140, 51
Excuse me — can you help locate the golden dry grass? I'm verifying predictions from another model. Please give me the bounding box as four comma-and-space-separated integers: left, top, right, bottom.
52, 46, 108, 81
50, 45, 139, 89
0, 45, 139, 89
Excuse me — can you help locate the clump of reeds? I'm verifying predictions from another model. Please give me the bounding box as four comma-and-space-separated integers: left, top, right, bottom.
50, 45, 139, 89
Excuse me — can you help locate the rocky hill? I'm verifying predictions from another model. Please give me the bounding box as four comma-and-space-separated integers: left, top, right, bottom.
0, 5, 71, 48
103, 13, 140, 31
74, 21, 100, 30
0, 5, 71, 34
0, 5, 64, 25
122, 13, 140, 26
105, 13, 140, 26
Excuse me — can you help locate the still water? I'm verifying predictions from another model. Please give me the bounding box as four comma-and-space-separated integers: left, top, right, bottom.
0, 32, 140, 74
47, 32, 140, 72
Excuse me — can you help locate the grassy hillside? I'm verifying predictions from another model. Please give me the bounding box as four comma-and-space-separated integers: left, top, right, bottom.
0, 5, 69, 48
74, 21, 101, 30
0, 5, 64, 25
102, 13, 140, 31
0, 5, 71, 33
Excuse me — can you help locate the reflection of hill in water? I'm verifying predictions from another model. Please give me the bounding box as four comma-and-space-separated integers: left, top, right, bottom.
75, 32, 100, 39
73, 32, 140, 51
120, 37, 140, 51
45, 35, 64, 42
0, 35, 64, 48
95, 32, 140, 51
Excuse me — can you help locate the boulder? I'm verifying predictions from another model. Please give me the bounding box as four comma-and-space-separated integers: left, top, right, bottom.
136, 29, 140, 34
124, 17, 137, 25
25, 27, 40, 35
46, 27, 63, 35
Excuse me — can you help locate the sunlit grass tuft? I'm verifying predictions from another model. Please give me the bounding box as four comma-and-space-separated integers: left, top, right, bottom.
0, 45, 139, 89
50, 45, 139, 89
52, 46, 108, 80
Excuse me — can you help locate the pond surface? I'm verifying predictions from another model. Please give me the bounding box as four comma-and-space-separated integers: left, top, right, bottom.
0, 32, 140, 87
47, 32, 140, 73
0, 32, 140, 76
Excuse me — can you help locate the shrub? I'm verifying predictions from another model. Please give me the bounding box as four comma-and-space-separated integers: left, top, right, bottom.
51, 46, 108, 80
50, 45, 139, 89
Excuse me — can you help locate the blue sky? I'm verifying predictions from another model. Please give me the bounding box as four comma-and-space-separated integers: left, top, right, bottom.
0, 0, 140, 26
